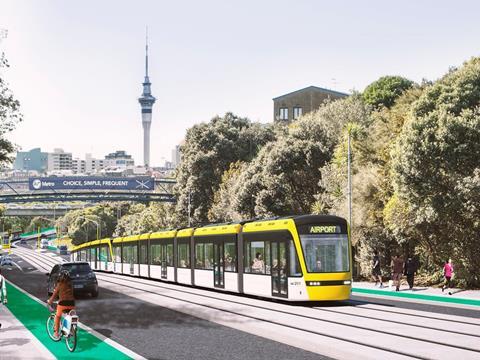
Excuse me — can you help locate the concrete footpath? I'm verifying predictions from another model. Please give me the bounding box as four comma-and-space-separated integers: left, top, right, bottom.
0, 304, 54, 360
353, 281, 480, 307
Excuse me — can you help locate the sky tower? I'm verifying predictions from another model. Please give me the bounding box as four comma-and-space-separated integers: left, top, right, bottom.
138, 29, 156, 168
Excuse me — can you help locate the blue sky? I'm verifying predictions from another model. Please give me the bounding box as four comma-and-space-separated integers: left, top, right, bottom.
1, 0, 479, 166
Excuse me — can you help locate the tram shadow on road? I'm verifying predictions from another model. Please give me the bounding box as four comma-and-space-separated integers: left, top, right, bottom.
74, 285, 247, 335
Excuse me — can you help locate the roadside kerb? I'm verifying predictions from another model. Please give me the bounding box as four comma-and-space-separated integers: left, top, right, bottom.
352, 287, 480, 307
5, 280, 138, 360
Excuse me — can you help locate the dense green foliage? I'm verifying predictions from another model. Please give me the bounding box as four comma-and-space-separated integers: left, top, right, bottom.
390, 58, 480, 286
174, 112, 275, 225
56, 204, 118, 245
0, 52, 22, 164
362, 75, 414, 109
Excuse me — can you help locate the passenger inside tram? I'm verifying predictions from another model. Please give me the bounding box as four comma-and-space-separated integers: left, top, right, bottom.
313, 260, 322, 272
225, 253, 233, 271
251, 252, 265, 273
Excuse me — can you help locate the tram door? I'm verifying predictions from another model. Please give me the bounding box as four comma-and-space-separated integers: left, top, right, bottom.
160, 244, 167, 279
271, 240, 288, 297
213, 242, 225, 288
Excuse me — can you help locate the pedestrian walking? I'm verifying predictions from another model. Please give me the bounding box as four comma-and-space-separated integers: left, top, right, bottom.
404, 256, 417, 290
0, 268, 8, 329
391, 254, 404, 292
371, 250, 383, 287
442, 259, 454, 295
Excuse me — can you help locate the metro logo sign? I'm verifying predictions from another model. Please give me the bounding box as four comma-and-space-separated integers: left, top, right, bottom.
28, 177, 154, 191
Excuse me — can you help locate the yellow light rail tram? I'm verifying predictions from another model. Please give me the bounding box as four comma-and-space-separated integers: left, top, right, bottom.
70, 215, 352, 301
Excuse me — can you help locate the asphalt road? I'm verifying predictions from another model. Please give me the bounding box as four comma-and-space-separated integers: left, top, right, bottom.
2, 254, 329, 360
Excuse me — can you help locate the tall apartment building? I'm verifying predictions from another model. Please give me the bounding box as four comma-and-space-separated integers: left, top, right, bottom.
47, 148, 73, 172
273, 86, 348, 123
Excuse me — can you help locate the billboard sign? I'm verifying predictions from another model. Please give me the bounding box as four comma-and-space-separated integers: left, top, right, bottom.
29, 177, 154, 191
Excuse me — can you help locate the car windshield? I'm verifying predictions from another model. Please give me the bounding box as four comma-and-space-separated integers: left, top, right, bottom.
63, 263, 91, 274
300, 234, 349, 273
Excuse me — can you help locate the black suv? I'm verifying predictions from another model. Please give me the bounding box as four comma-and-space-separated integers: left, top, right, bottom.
47, 262, 99, 298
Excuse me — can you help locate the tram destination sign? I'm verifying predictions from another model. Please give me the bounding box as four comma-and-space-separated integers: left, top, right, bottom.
29, 177, 154, 191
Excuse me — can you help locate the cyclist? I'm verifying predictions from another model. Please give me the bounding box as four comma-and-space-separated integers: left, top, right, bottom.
47, 269, 75, 337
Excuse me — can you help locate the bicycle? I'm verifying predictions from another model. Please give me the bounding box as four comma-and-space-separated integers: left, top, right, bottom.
46, 301, 79, 352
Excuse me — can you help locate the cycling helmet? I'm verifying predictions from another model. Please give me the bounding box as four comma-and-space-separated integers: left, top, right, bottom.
58, 269, 70, 282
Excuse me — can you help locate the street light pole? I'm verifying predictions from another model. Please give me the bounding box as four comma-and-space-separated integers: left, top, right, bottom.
188, 190, 191, 227
347, 126, 353, 237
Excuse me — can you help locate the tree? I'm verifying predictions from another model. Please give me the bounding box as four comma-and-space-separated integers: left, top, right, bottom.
232, 97, 370, 218
362, 76, 414, 109
114, 203, 175, 236
208, 161, 246, 222
174, 113, 275, 225
391, 57, 480, 286
57, 204, 118, 245
0, 51, 22, 164
27, 216, 54, 233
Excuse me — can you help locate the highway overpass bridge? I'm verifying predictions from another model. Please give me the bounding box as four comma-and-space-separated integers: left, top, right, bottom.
0, 177, 176, 205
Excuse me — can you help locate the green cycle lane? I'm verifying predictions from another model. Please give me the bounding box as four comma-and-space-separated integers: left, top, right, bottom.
5, 281, 133, 360
352, 287, 480, 307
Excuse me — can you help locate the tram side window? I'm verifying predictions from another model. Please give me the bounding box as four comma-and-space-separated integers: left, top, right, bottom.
151, 243, 161, 265
204, 243, 213, 270
265, 242, 271, 275
122, 245, 129, 263
195, 243, 205, 269
131, 245, 138, 264
178, 242, 190, 268
289, 241, 302, 276
140, 244, 148, 264
245, 241, 267, 274
224, 242, 236, 272
114, 246, 121, 262
166, 243, 174, 266
99, 247, 106, 262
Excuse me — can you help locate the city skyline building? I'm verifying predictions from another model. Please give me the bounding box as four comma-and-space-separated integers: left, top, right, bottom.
47, 148, 73, 172
138, 29, 156, 168
13, 148, 48, 173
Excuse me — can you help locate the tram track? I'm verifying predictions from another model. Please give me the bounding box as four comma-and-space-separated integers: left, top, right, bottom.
340, 300, 480, 324
96, 271, 480, 340
11, 246, 480, 360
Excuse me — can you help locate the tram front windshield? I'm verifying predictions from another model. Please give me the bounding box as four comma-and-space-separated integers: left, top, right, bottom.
300, 234, 349, 273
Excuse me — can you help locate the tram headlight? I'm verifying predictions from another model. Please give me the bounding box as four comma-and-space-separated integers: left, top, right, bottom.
343, 280, 351, 285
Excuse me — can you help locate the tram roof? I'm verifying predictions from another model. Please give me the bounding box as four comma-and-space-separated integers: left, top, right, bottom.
72, 238, 111, 251
242, 214, 347, 232
120, 235, 139, 243
150, 229, 178, 239
194, 223, 242, 236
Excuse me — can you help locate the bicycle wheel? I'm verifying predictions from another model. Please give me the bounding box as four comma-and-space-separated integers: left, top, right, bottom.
46, 315, 61, 342
65, 325, 77, 352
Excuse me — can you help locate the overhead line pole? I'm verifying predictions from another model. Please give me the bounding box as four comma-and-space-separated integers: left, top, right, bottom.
347, 126, 353, 237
